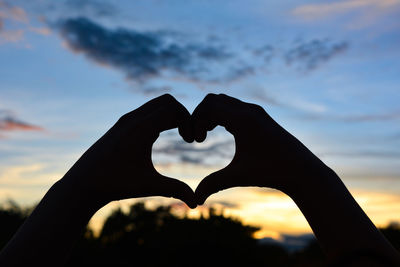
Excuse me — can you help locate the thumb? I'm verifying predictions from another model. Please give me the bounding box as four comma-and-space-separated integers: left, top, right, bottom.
195, 166, 235, 205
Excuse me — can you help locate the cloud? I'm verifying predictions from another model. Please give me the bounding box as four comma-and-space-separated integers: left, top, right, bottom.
0, 111, 43, 135
250, 88, 400, 124
0, 1, 28, 23
299, 109, 400, 122
247, 87, 331, 116
0, 1, 28, 44
63, 0, 118, 17
208, 200, 240, 209
0, 29, 24, 43
339, 111, 400, 122
292, 0, 400, 20
0, 117, 43, 132
291, 0, 400, 30
29, 26, 50, 35
0, 1, 51, 44
153, 139, 235, 166
319, 150, 400, 159
179, 154, 204, 165
247, 87, 283, 107
52, 17, 349, 92
154, 139, 234, 157
55, 17, 236, 84
285, 39, 348, 71
252, 45, 275, 63
140, 85, 173, 96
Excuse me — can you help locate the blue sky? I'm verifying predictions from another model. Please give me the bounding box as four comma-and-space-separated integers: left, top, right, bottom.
1, 0, 400, 238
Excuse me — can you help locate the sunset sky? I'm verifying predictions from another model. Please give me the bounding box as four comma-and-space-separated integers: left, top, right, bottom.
1, 0, 400, 240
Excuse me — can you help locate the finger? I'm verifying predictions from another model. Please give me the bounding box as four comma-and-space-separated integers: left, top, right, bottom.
191, 93, 241, 142
194, 166, 234, 205
178, 114, 194, 143
115, 94, 175, 133
162, 96, 194, 142
150, 104, 191, 138
139, 95, 193, 142
153, 175, 197, 209
124, 94, 177, 119
118, 94, 192, 142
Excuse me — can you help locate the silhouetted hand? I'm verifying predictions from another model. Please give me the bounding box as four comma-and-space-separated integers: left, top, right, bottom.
0, 94, 200, 266
63, 94, 196, 208
192, 94, 400, 265
193, 93, 324, 204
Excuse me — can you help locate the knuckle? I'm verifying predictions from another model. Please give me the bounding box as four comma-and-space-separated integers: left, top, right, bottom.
250, 103, 266, 114
160, 93, 175, 103
204, 93, 218, 102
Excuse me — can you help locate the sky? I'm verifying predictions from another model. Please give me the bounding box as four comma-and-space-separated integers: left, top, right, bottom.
0, 0, 400, 240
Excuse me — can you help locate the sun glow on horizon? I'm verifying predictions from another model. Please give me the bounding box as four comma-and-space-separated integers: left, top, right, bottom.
82, 183, 400, 241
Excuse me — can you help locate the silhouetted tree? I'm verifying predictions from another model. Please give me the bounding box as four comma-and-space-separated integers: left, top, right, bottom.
68, 203, 274, 266
289, 239, 326, 267
380, 222, 400, 251
0, 200, 31, 249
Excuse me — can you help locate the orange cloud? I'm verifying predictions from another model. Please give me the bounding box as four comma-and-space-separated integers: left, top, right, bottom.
0, 29, 24, 44
29, 27, 51, 36
0, 1, 51, 45
292, 0, 400, 20
0, 2, 28, 23
0, 117, 43, 132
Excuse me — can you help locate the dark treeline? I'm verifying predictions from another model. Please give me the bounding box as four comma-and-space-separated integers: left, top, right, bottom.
1, 200, 399, 266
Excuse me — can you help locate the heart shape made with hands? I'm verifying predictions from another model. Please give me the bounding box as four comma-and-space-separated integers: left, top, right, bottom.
149, 93, 275, 208
146, 93, 293, 208
146, 93, 246, 208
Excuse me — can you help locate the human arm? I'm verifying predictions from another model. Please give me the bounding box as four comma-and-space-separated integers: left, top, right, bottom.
192, 93, 400, 265
0, 94, 197, 266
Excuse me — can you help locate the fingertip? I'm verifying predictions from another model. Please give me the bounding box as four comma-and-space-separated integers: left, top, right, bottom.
187, 201, 197, 209
194, 130, 207, 143
179, 187, 197, 208
178, 121, 194, 143
180, 185, 197, 209
183, 135, 195, 143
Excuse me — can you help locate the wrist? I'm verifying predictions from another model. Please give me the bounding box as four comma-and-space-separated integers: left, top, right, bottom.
281, 158, 339, 200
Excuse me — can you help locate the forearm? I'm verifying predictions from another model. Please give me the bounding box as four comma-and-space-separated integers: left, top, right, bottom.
285, 163, 400, 264
0, 177, 103, 266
